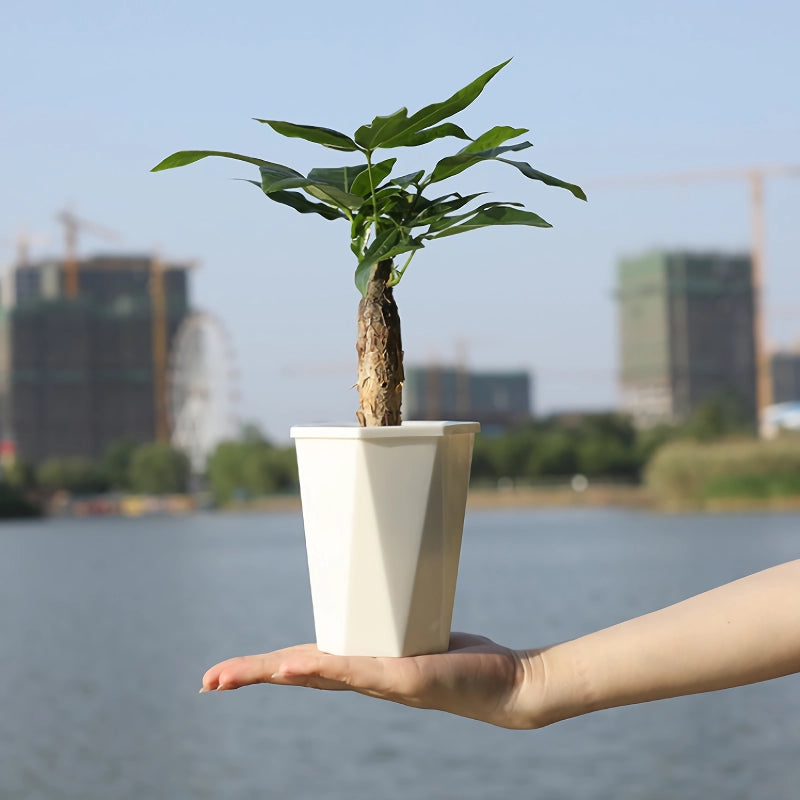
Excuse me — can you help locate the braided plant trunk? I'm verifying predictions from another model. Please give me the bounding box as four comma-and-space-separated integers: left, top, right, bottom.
355, 259, 404, 427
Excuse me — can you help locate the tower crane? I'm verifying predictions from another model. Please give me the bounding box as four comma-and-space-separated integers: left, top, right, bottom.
56, 209, 119, 298
0, 229, 49, 308
594, 163, 800, 427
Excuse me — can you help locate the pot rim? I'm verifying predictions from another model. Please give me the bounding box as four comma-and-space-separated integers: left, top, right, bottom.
290, 420, 480, 439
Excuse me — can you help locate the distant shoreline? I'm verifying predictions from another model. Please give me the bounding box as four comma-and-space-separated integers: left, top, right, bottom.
466, 484, 653, 510
225, 484, 655, 514
39, 484, 800, 519
224, 485, 800, 515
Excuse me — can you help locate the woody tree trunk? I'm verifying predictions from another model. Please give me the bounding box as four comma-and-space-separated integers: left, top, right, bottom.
356, 259, 404, 426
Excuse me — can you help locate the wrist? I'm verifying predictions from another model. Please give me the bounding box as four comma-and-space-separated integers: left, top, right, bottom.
514, 641, 596, 728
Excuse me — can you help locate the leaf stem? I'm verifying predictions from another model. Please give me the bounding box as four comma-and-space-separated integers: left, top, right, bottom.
389, 250, 416, 286
365, 151, 380, 232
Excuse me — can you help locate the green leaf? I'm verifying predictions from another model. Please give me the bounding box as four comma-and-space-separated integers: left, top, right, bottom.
401, 59, 511, 137
372, 185, 415, 217
409, 193, 487, 228
350, 158, 397, 197
258, 162, 307, 191
423, 200, 522, 234
428, 141, 532, 184
240, 178, 346, 220
259, 165, 364, 211
151, 149, 274, 172
355, 59, 510, 150
308, 165, 369, 193
351, 185, 415, 233
304, 183, 363, 211
391, 170, 425, 189
460, 125, 528, 153
265, 190, 346, 220
354, 229, 401, 293
354, 108, 411, 150
382, 122, 471, 148
425, 205, 551, 239
497, 159, 587, 200
354, 231, 425, 295
254, 119, 359, 152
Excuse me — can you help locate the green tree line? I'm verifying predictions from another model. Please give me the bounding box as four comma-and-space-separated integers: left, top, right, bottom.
0, 396, 762, 515
8, 440, 194, 496
470, 396, 756, 486
1, 425, 300, 506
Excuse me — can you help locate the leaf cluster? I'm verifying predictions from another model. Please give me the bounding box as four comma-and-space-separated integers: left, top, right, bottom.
152, 60, 586, 295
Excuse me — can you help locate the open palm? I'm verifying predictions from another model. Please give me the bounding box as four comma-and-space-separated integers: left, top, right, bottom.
201, 633, 537, 729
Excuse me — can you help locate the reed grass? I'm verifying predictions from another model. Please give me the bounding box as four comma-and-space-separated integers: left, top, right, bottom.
645, 436, 800, 511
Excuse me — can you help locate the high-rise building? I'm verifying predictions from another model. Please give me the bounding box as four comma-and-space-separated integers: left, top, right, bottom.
0, 255, 190, 464
770, 350, 800, 404
403, 366, 532, 432
617, 251, 756, 427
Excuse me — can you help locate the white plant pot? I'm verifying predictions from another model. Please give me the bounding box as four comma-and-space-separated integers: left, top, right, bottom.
290, 421, 479, 657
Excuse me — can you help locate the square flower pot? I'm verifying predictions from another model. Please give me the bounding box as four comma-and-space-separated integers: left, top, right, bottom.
290, 421, 479, 657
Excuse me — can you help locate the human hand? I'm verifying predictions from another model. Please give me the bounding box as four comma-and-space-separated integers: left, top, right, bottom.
201, 562, 800, 729
200, 633, 543, 729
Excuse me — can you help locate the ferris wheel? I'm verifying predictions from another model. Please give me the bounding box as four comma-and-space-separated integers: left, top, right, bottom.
168, 311, 239, 474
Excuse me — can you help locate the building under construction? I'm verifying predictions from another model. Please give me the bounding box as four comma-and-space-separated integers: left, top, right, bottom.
403, 366, 532, 433
618, 250, 757, 428
0, 254, 190, 465
770, 350, 800, 405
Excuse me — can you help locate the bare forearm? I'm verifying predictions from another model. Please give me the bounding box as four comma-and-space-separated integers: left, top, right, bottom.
524, 560, 800, 727
200, 561, 800, 731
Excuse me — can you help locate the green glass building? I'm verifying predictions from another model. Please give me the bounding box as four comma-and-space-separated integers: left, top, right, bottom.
617, 251, 757, 427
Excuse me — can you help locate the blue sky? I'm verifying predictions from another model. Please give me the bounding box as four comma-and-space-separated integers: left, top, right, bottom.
2, 0, 799, 440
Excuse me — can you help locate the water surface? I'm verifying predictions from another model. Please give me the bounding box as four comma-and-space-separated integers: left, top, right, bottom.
0, 509, 797, 799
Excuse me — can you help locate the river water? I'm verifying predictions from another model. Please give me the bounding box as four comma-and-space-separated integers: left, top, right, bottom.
0, 508, 798, 799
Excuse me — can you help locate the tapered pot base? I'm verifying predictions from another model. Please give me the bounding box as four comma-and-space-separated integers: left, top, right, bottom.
291, 421, 479, 657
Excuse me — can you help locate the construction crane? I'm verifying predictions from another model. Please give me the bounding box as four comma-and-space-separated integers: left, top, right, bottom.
1, 230, 48, 309
1, 228, 50, 267
594, 163, 800, 427
56, 209, 119, 298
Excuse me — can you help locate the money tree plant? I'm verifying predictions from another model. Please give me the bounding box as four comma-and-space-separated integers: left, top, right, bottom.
152, 60, 585, 427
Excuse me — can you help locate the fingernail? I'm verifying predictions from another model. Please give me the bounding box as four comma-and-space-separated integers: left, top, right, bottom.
199, 686, 211, 694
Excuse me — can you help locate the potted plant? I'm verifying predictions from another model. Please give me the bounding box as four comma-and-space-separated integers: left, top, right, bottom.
153, 59, 585, 657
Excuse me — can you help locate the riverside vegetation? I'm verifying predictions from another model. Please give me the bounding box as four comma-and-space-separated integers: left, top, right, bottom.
6, 397, 800, 513
646, 437, 800, 511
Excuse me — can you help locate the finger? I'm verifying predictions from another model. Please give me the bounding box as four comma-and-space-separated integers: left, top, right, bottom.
201, 644, 318, 691
296, 652, 397, 698
201, 655, 277, 691
199, 645, 387, 694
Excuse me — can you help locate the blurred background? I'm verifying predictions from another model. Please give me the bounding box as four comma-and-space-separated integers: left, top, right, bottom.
2, 0, 800, 509
2, 0, 799, 438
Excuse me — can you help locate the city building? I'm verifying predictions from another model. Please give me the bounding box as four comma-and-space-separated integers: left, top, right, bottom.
770, 350, 800, 404
617, 250, 757, 427
0, 254, 191, 464
403, 366, 532, 432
